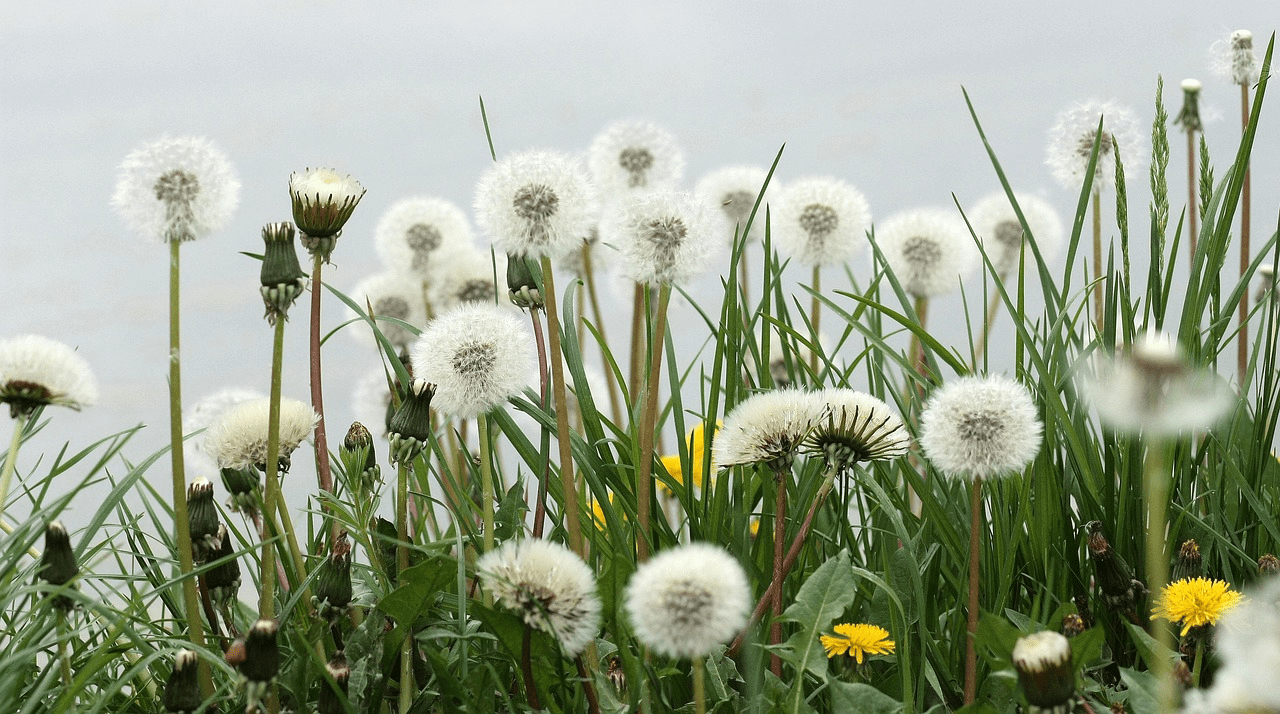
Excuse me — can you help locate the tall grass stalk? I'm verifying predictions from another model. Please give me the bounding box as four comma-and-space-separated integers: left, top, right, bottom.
1239, 81, 1254, 383
635, 283, 672, 562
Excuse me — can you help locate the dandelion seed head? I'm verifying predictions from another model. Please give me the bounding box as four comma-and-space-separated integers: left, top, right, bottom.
184, 387, 263, 478
410, 302, 534, 418
1210, 30, 1263, 86
112, 136, 240, 243
476, 150, 596, 260
970, 192, 1064, 275
805, 389, 910, 470
0, 335, 98, 418
605, 190, 722, 286
773, 177, 870, 267
478, 539, 601, 656
588, 119, 685, 199
1201, 576, 1280, 712
204, 397, 318, 471
877, 208, 977, 298
348, 272, 426, 353
1046, 100, 1144, 194
427, 248, 506, 313
695, 166, 777, 244
712, 390, 820, 472
374, 197, 474, 280
625, 543, 750, 659
919, 375, 1042, 481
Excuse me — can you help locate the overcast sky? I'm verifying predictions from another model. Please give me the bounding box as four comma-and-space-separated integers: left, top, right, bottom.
1, 2, 1275, 523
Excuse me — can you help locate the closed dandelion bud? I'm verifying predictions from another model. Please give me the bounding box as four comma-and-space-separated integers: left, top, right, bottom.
259, 222, 308, 324
314, 533, 353, 623
206, 525, 241, 607
1012, 631, 1074, 710
318, 652, 350, 714
39, 521, 78, 609
373, 517, 400, 582
1172, 539, 1203, 583
506, 252, 544, 310
340, 421, 380, 492
289, 167, 366, 243
220, 466, 260, 514
186, 478, 221, 563
163, 649, 203, 714
1085, 521, 1145, 613
387, 379, 435, 465
1061, 613, 1087, 638
241, 619, 280, 683
1176, 79, 1203, 133
1259, 553, 1280, 575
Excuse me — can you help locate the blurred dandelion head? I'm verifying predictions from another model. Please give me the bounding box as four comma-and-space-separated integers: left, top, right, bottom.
478, 538, 601, 656
1210, 30, 1263, 86
877, 208, 976, 298
1152, 577, 1244, 636
773, 177, 870, 268
805, 389, 910, 472
0, 335, 98, 418
373, 197, 474, 279
919, 375, 1042, 481
163, 650, 203, 714
588, 119, 685, 198
475, 150, 597, 260
348, 272, 426, 353
969, 192, 1064, 275
204, 397, 318, 472
1199, 576, 1280, 711
112, 136, 240, 243
1046, 100, 1144, 195
820, 623, 895, 663
625, 542, 750, 659
427, 247, 504, 312
1011, 631, 1073, 707
288, 167, 365, 240
606, 190, 722, 286
695, 165, 776, 244
712, 390, 819, 472
410, 302, 534, 418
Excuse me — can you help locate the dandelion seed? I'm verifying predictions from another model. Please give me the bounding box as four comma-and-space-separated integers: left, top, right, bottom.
112, 136, 240, 243
605, 190, 723, 286
712, 390, 819, 472
588, 119, 685, 198
476, 150, 597, 261
969, 192, 1064, 275
625, 542, 750, 659
804, 389, 910, 472
1011, 631, 1074, 708
820, 623, 895, 663
478, 538, 602, 656
0, 335, 98, 418
877, 208, 977, 298
204, 397, 319, 472
773, 177, 871, 267
919, 375, 1042, 481
695, 166, 776, 244
1210, 30, 1263, 86
410, 302, 535, 418
1152, 577, 1244, 636
373, 197, 474, 280
289, 167, 365, 241
348, 272, 427, 353
1045, 100, 1144, 195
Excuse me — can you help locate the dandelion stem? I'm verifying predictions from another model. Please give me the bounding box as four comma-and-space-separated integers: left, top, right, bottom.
810, 265, 821, 377
258, 314, 287, 626
1239, 82, 1252, 386
396, 459, 414, 712
1092, 188, 1104, 333
0, 411, 28, 516
636, 284, 672, 563
541, 256, 583, 556
479, 412, 496, 556
167, 239, 212, 698
974, 275, 1006, 366
575, 656, 601, 714
692, 656, 707, 714
529, 307, 551, 539
770, 467, 786, 677
582, 244, 623, 424
521, 627, 541, 709
308, 252, 338, 543
629, 283, 645, 401
964, 476, 982, 706
1143, 438, 1175, 714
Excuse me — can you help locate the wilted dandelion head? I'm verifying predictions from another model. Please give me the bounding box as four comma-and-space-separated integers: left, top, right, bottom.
605, 190, 723, 286
804, 389, 910, 472
919, 375, 1042, 481
625, 543, 750, 660
475, 150, 597, 261
877, 208, 977, 298
427, 248, 504, 312
695, 165, 776, 244
969, 192, 1064, 275
1083, 330, 1234, 436
773, 177, 871, 267
477, 538, 602, 656
588, 119, 685, 198
204, 397, 318, 472
0, 335, 98, 418
410, 302, 534, 418
1210, 30, 1264, 86
712, 390, 820, 472
348, 272, 426, 353
112, 136, 240, 243
373, 197, 474, 279
1046, 100, 1144, 194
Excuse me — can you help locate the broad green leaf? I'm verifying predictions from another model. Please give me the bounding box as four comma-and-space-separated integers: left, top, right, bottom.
1119, 667, 1160, 714
778, 550, 857, 712
376, 556, 454, 629
829, 681, 901, 714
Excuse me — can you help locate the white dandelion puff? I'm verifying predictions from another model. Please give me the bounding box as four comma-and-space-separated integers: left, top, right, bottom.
0, 335, 99, 417
427, 247, 505, 312
184, 387, 263, 476
1045, 100, 1144, 195
204, 397, 319, 471
475, 150, 597, 260
588, 119, 685, 199
919, 375, 1043, 481
712, 390, 821, 471
477, 538, 601, 656
804, 388, 910, 470
695, 165, 777, 244
969, 192, 1065, 275
410, 302, 535, 418
347, 272, 427, 353
772, 177, 871, 267
877, 208, 978, 298
373, 197, 475, 280
112, 136, 240, 243
625, 542, 751, 659
1210, 30, 1264, 86
605, 190, 723, 286
1198, 575, 1280, 712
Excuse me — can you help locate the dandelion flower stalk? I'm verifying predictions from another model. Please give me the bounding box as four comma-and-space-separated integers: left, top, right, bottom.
635, 283, 672, 562
1143, 437, 1176, 712
0, 412, 27, 515
542, 256, 584, 555
1176, 79, 1203, 257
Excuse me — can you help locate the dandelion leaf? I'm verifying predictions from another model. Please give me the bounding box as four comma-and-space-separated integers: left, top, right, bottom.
376, 555, 454, 629
778, 550, 857, 680
828, 681, 901, 714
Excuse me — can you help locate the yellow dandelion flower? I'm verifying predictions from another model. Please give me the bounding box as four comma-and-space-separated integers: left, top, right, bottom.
658, 421, 720, 496
590, 492, 624, 531
749, 517, 761, 538
819, 623, 895, 663
1151, 577, 1245, 636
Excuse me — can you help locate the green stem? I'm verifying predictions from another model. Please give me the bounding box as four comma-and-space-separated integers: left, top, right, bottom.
479, 413, 496, 557
1144, 439, 1174, 714
272, 488, 312, 611
168, 239, 212, 698
0, 411, 28, 515
541, 256, 583, 556
1191, 637, 1204, 689
692, 656, 706, 714
258, 314, 287, 626
57, 609, 74, 709
582, 246, 623, 425
964, 477, 983, 705
1239, 82, 1252, 387
397, 460, 413, 713
810, 265, 821, 377
1092, 188, 1104, 334
636, 284, 672, 563
771, 466, 786, 677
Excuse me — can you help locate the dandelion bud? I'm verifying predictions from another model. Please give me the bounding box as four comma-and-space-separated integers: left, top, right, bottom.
186, 478, 221, 563
259, 222, 308, 324
289, 167, 366, 244
220, 466, 260, 514
1012, 631, 1074, 709
163, 649, 204, 714
1061, 613, 1087, 638
340, 421, 380, 492
318, 652, 351, 714
387, 379, 435, 465
1176, 79, 1203, 134
506, 252, 544, 310
1258, 553, 1279, 576
1172, 539, 1203, 583
373, 517, 400, 582
39, 521, 79, 609
241, 619, 280, 683
314, 533, 353, 623
206, 524, 241, 607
